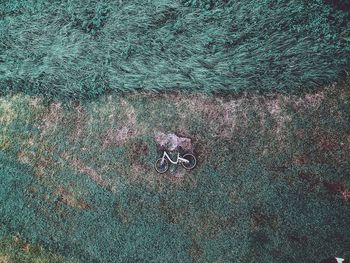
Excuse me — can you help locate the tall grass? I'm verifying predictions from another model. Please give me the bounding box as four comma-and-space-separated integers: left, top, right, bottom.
0, 0, 349, 100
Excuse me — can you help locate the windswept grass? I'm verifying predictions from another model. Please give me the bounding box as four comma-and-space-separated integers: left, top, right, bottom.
1, 0, 349, 100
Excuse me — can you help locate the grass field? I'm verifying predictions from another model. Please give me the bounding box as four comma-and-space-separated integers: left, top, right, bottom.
1, 0, 350, 262
0, 79, 350, 262
1, 0, 350, 99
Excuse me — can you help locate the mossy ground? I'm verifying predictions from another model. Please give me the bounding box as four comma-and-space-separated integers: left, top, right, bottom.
0, 81, 349, 262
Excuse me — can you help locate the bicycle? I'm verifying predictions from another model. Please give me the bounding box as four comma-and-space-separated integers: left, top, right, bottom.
154, 151, 196, 173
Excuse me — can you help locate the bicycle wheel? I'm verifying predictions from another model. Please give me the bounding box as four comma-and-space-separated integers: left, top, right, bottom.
155, 158, 169, 173
181, 154, 196, 170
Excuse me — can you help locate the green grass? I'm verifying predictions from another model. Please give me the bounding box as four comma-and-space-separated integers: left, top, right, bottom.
1, 0, 350, 100
0, 236, 73, 263
1, 1, 350, 261
0, 82, 349, 262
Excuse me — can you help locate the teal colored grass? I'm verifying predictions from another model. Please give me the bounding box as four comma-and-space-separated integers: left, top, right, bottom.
1, 0, 350, 99
0, 83, 350, 262
1, 0, 350, 262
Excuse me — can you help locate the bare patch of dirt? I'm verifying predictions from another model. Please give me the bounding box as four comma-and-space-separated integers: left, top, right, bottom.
154, 132, 193, 152
175, 88, 335, 149
290, 89, 325, 109
56, 187, 90, 209
61, 152, 116, 193
69, 102, 88, 141
314, 129, 348, 152
101, 98, 139, 148
17, 150, 35, 164
0, 254, 10, 263
34, 157, 55, 179
102, 127, 137, 148
120, 99, 137, 127
341, 190, 350, 201
131, 163, 147, 174
264, 97, 292, 143
179, 94, 247, 139
39, 102, 64, 136
28, 97, 43, 108
45, 102, 62, 121
0, 96, 18, 126
168, 168, 186, 184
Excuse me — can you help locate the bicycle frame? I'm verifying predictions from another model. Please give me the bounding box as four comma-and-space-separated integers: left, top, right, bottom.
161, 151, 189, 164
